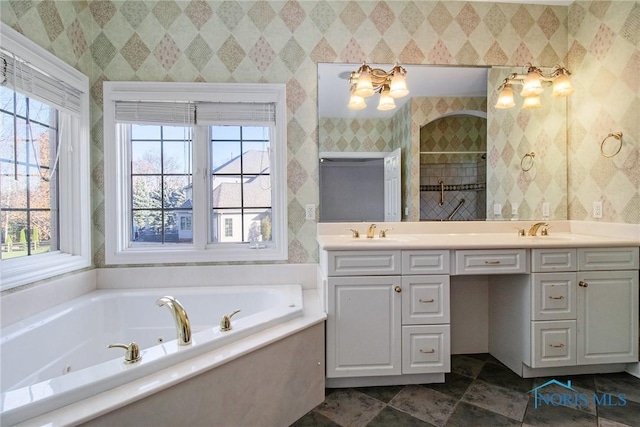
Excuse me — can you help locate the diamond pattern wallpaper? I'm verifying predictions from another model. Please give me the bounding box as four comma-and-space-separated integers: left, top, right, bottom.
1, 1, 637, 267
486, 66, 568, 221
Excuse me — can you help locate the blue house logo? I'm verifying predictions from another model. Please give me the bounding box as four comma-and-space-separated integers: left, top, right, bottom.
529, 378, 627, 409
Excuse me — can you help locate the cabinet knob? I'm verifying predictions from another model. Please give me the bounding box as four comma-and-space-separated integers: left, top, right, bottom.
394, 286, 402, 293
578, 281, 589, 288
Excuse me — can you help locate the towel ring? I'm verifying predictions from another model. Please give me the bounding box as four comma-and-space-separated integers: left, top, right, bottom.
601, 132, 623, 158
520, 152, 535, 171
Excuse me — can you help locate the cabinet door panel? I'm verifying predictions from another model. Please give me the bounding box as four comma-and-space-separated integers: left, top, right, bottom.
327, 277, 402, 378
577, 270, 639, 365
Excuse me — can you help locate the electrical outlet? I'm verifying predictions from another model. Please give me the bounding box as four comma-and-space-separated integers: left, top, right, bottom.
542, 202, 550, 218
493, 203, 502, 216
305, 204, 315, 220
592, 201, 603, 219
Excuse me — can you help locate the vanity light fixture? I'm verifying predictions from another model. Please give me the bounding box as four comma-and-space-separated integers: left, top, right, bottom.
495, 64, 573, 110
348, 63, 409, 111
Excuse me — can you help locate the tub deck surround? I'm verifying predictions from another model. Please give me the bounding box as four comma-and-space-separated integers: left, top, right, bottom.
317, 221, 640, 250
0, 286, 326, 426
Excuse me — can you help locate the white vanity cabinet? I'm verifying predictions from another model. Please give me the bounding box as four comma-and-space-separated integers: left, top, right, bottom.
323, 249, 450, 385
491, 246, 639, 377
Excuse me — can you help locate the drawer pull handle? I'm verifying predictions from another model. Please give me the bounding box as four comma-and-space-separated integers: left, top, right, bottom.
549, 295, 565, 300
419, 298, 435, 303
394, 286, 402, 293
485, 260, 501, 265
578, 281, 589, 288
549, 343, 565, 348
420, 349, 435, 354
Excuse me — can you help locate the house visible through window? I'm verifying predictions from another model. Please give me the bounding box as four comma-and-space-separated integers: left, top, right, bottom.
224, 218, 233, 238
130, 124, 193, 244
211, 125, 271, 244
103, 82, 287, 264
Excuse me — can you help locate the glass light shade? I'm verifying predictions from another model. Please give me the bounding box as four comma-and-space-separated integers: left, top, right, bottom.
347, 93, 366, 110
495, 86, 515, 109
389, 73, 409, 98
551, 74, 574, 98
520, 71, 544, 97
522, 94, 542, 109
353, 71, 374, 97
377, 86, 396, 111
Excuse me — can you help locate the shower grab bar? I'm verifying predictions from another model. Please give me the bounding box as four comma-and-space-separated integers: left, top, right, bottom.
446, 198, 466, 220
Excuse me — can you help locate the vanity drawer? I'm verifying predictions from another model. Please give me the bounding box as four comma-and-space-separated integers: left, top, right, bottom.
530, 320, 576, 368
531, 273, 576, 321
454, 249, 529, 275
532, 249, 577, 272
402, 325, 450, 374
327, 250, 401, 276
401, 275, 450, 325
578, 247, 639, 271
402, 250, 451, 275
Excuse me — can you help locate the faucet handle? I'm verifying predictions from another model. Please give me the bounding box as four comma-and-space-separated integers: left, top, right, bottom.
541, 225, 551, 236
220, 309, 241, 332
379, 228, 393, 238
514, 227, 525, 237
346, 228, 360, 238
108, 342, 141, 364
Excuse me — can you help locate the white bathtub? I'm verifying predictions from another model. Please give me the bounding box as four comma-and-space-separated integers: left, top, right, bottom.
1, 285, 304, 425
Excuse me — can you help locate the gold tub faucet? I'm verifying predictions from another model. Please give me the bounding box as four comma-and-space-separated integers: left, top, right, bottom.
156, 296, 192, 346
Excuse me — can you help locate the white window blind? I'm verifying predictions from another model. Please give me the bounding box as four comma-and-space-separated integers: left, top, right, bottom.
114, 101, 275, 126
196, 102, 275, 125
114, 101, 196, 125
0, 51, 83, 116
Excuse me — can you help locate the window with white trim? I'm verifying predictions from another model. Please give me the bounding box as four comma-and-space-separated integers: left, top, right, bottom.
103, 82, 287, 264
0, 23, 91, 290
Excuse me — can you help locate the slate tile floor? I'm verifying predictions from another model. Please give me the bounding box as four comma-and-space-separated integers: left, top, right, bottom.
292, 354, 640, 427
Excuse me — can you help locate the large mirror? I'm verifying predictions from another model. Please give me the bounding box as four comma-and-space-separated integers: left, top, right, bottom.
318, 63, 568, 222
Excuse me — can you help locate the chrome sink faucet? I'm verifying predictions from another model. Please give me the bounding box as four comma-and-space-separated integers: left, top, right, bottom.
528, 222, 549, 236
366, 223, 377, 238
156, 296, 192, 346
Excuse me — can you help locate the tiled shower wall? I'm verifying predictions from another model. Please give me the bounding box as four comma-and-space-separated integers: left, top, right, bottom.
1, 1, 636, 268
420, 114, 487, 221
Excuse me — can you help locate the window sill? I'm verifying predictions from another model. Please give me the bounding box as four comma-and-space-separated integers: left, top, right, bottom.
1, 252, 92, 291
105, 244, 288, 265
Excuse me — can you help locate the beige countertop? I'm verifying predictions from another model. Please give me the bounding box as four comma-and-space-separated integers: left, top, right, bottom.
317, 221, 640, 251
